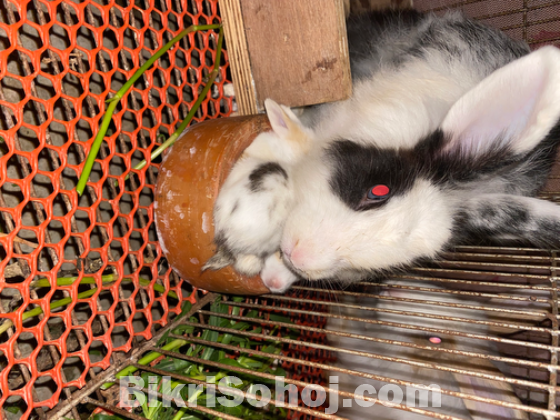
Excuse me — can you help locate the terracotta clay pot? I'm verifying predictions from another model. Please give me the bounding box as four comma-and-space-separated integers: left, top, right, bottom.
154, 115, 272, 295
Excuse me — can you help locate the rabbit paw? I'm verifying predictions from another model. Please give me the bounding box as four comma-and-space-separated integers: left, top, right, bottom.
261, 252, 299, 293
233, 254, 263, 276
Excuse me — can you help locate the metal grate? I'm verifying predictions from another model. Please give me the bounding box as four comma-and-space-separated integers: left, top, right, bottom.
46, 247, 560, 419
414, 0, 560, 47
327, 248, 560, 419
47, 290, 336, 420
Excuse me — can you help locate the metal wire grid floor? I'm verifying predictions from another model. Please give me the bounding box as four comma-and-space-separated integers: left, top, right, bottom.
46, 246, 560, 420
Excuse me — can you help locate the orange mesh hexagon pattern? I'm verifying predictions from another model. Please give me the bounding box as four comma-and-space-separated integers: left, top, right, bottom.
0, 0, 230, 416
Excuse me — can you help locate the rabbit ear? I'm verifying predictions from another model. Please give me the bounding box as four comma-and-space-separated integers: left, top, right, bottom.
450, 359, 528, 420
440, 46, 560, 158
264, 98, 304, 138
264, 98, 314, 158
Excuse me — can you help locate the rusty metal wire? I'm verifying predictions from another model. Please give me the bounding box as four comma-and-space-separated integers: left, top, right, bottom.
45, 281, 560, 420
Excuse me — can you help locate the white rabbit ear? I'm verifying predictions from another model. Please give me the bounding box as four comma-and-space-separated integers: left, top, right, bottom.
264, 98, 304, 137
440, 46, 560, 158
264, 98, 314, 158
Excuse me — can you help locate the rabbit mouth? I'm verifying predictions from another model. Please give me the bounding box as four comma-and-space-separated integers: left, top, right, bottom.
280, 253, 343, 282
279, 252, 320, 280
280, 253, 304, 275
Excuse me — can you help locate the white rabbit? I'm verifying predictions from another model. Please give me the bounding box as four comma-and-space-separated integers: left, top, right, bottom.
326, 279, 537, 419
203, 99, 313, 278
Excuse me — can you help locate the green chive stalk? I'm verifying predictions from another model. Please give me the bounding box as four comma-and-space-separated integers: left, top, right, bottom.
0, 275, 178, 336
130, 26, 225, 175
76, 24, 223, 196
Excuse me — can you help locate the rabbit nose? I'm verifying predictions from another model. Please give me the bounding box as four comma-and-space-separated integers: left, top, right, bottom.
281, 239, 298, 259
284, 243, 309, 271
281, 240, 309, 272
282, 239, 327, 277
289, 252, 304, 270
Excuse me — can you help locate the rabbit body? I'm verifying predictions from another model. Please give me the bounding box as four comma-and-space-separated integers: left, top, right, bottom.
279, 11, 560, 286
206, 10, 560, 292
204, 100, 312, 281
327, 279, 529, 419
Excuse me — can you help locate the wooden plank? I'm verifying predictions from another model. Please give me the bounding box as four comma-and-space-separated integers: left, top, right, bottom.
239, 0, 352, 110
220, 0, 259, 115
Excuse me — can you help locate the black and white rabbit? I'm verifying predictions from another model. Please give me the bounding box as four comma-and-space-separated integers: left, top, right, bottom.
206, 10, 560, 293
326, 279, 540, 419
203, 99, 312, 282
277, 13, 560, 289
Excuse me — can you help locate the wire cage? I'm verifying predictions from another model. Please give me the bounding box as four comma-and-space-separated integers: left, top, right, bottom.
1, 0, 560, 420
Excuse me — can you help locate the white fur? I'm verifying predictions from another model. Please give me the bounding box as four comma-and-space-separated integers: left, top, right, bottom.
278, 46, 560, 285
233, 253, 263, 276
260, 252, 299, 293
211, 39, 560, 291
223, 83, 235, 98
282, 169, 454, 281
275, 55, 488, 284
210, 99, 315, 275
307, 55, 483, 149
214, 154, 291, 256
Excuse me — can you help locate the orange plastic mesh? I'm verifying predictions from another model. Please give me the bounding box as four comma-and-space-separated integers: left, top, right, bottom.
0, 0, 230, 417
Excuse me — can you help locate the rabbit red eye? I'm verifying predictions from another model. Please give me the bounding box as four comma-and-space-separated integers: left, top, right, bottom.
367, 185, 390, 200
429, 336, 442, 344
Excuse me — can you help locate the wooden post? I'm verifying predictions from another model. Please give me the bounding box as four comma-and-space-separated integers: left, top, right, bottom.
220, 0, 352, 115
220, 0, 260, 115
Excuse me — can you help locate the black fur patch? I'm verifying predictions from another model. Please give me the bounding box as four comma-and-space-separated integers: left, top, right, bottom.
249, 162, 288, 192
327, 140, 416, 211
346, 10, 423, 77
514, 121, 560, 193
533, 218, 560, 248
452, 201, 530, 244
422, 121, 560, 190
203, 234, 236, 271
327, 132, 515, 212
214, 231, 231, 250
449, 199, 560, 250
327, 119, 560, 213
414, 129, 519, 186
344, 9, 529, 81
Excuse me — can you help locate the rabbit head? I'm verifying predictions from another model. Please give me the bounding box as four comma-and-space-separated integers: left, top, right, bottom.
280, 46, 560, 284
374, 280, 530, 420
204, 99, 314, 276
